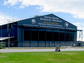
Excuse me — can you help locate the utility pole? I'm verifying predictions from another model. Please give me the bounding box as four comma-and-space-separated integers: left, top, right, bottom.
1, 25, 2, 42
7, 20, 10, 48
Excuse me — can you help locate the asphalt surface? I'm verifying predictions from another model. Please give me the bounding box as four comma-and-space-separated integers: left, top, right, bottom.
0, 48, 84, 53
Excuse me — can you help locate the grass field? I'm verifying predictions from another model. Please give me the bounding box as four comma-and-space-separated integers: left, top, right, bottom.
0, 51, 84, 63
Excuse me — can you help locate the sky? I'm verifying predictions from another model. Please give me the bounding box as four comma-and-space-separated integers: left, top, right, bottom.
0, 0, 84, 41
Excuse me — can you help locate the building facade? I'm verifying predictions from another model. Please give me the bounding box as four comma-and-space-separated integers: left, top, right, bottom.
0, 14, 77, 47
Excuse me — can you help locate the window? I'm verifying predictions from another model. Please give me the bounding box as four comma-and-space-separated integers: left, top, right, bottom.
53, 32, 59, 41
39, 31, 45, 41
31, 29, 38, 41
46, 31, 52, 41
24, 30, 30, 40
65, 33, 70, 41
60, 33, 64, 41
70, 33, 74, 41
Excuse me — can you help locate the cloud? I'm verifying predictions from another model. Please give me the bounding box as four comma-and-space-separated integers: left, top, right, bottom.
3, 0, 84, 41
0, 13, 9, 25
4, 0, 19, 6
74, 22, 84, 41
0, 12, 19, 25
4, 0, 84, 19
74, 23, 81, 26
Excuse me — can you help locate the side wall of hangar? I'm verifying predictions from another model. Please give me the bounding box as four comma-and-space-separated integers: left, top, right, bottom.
0, 14, 78, 47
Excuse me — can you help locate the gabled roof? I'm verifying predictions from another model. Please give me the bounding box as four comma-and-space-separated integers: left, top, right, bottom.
18, 14, 77, 30
0, 14, 77, 31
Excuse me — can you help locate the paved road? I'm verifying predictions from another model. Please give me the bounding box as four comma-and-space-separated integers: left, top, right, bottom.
0, 48, 84, 53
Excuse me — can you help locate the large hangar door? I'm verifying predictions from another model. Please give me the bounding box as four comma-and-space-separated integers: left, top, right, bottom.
39, 29, 46, 47
31, 29, 38, 47
24, 28, 38, 47
46, 29, 52, 47
24, 29, 31, 47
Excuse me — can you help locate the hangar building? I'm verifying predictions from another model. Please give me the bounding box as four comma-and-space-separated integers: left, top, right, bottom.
0, 14, 77, 47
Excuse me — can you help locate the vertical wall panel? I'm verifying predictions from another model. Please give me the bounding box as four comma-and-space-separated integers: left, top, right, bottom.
23, 41, 30, 47
39, 41, 45, 47
31, 41, 37, 47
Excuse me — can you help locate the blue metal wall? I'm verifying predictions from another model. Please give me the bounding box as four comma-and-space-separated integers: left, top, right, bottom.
0, 27, 17, 38
0, 24, 17, 38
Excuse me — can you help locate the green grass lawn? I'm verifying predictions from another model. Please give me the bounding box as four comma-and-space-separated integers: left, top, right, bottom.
0, 51, 84, 63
